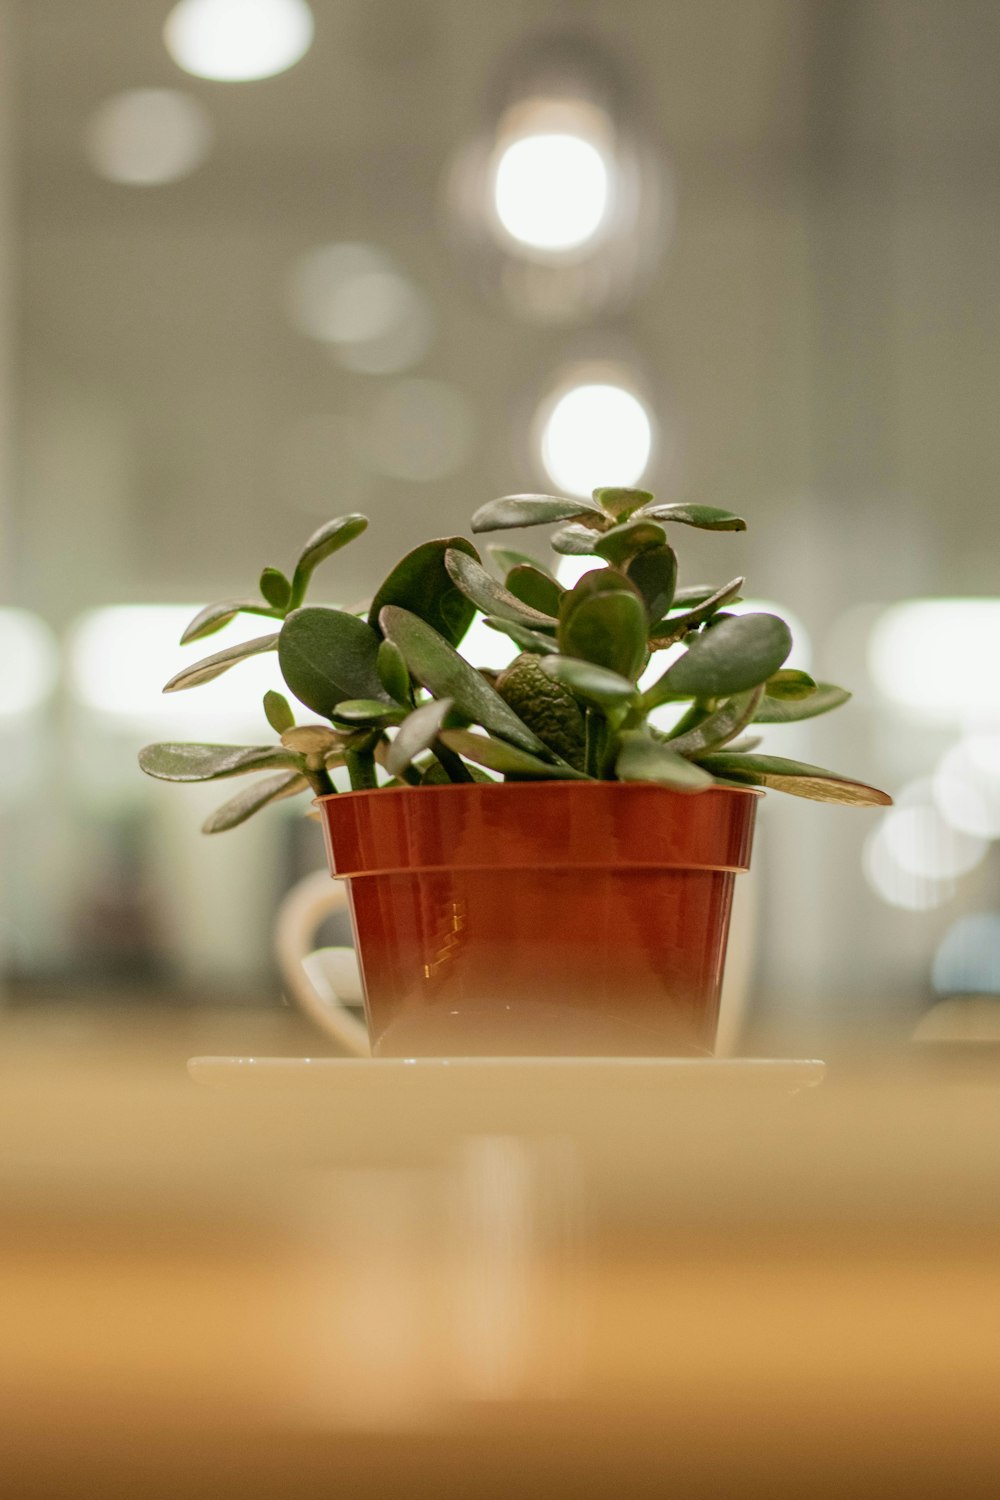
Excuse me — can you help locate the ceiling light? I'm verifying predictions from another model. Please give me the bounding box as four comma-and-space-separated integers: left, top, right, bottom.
84, 89, 212, 186
493, 129, 610, 253
164, 0, 314, 83
538, 379, 653, 499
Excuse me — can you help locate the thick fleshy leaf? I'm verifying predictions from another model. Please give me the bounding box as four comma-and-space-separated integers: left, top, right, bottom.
551, 523, 602, 556
439, 729, 586, 780
644, 613, 792, 707
163, 633, 279, 692
202, 771, 309, 834
504, 564, 563, 618
180, 599, 278, 646
615, 732, 715, 791
470, 493, 605, 533
278, 608, 385, 718
330, 699, 405, 727
376, 639, 411, 706
368, 537, 479, 647
633, 502, 747, 532
649, 577, 745, 646
139, 742, 300, 783
263, 690, 294, 734
593, 519, 668, 565
260, 568, 291, 611
754, 683, 852, 724
559, 590, 648, 680
444, 548, 557, 630
487, 545, 557, 581
290, 514, 368, 605
482, 617, 559, 655
765, 669, 816, 700
592, 486, 654, 519
668, 687, 764, 756
379, 606, 548, 756
540, 655, 638, 711
280, 724, 343, 756
385, 698, 454, 778
626, 545, 677, 620
667, 584, 734, 610
697, 753, 891, 806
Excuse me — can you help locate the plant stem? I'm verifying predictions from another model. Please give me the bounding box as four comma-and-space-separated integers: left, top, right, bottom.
432, 741, 474, 784
303, 764, 335, 797
346, 748, 378, 791
584, 710, 608, 779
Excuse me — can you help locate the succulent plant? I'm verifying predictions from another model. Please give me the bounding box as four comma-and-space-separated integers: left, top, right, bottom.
139, 488, 890, 830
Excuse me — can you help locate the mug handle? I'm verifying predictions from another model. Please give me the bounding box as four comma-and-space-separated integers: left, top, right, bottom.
275, 870, 371, 1057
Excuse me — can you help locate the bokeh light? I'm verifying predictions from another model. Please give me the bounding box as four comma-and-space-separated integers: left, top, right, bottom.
932, 913, 1000, 995
494, 132, 610, 253
164, 0, 314, 83
868, 599, 1000, 727
0, 610, 59, 719
84, 89, 212, 186
286, 243, 432, 374
933, 739, 1000, 840
539, 380, 653, 499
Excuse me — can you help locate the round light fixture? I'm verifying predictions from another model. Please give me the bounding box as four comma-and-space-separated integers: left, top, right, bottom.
538, 379, 653, 499
164, 0, 314, 82
494, 130, 610, 253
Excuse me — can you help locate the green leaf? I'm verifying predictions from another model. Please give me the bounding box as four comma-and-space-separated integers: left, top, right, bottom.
668, 687, 764, 756
593, 519, 668, 566
643, 613, 792, 707
482, 617, 559, 655
551, 523, 602, 556
697, 753, 892, 806
385, 698, 454, 778
504, 564, 563, 618
263, 690, 294, 734
754, 683, 852, 724
487, 545, 557, 581
439, 729, 586, 780
559, 590, 648, 680
278, 608, 385, 718
290, 514, 368, 605
379, 606, 549, 756
444, 548, 558, 630
368, 537, 479, 647
330, 699, 405, 727
202, 771, 309, 834
592, 486, 654, 519
540, 655, 638, 711
376, 639, 411, 706
633, 502, 747, 532
280, 724, 344, 757
138, 742, 300, 783
470, 493, 605, 533
615, 732, 715, 791
626, 545, 677, 620
180, 599, 279, 646
668, 584, 735, 610
649, 577, 745, 646
260, 568, 292, 611
163, 632, 280, 692
765, 669, 816, 700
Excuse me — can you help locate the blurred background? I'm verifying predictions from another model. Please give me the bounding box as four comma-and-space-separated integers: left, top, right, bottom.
2, 0, 999, 1057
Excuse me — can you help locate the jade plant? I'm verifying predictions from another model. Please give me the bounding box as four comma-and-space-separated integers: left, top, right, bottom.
139, 488, 890, 829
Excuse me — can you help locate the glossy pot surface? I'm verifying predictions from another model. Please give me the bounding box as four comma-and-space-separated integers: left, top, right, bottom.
316, 781, 759, 1058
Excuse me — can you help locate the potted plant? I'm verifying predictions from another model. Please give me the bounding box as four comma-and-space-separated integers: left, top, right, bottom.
140, 487, 890, 1057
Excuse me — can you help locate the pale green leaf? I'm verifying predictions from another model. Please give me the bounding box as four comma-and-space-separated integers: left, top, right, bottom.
444, 548, 558, 629
471, 493, 605, 533
163, 633, 280, 692
202, 771, 309, 834
138, 742, 300, 783
697, 753, 892, 806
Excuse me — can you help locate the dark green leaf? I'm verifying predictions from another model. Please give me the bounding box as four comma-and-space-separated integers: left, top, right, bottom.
593, 519, 668, 566
439, 729, 586, 780
551, 523, 602, 556
592, 486, 654, 519
444, 548, 558, 630
139, 742, 300, 783
615, 732, 715, 791
260, 568, 292, 611
697, 753, 891, 806
482, 617, 559, 655
379, 606, 548, 756
471, 493, 605, 533
202, 771, 309, 834
290, 514, 368, 605
644, 613, 792, 707
330, 699, 405, 727
754, 683, 852, 724
278, 608, 385, 718
626, 545, 677, 620
263, 690, 294, 734
368, 537, 479, 647
667, 584, 737, 610
633, 502, 747, 532
385, 698, 454, 778
487, 545, 556, 581
180, 599, 279, 646
765, 669, 816, 700
164, 632, 279, 692
668, 688, 764, 756
420, 758, 495, 786
504, 564, 563, 618
376, 639, 411, 706
540, 655, 638, 711
649, 577, 745, 646
559, 590, 648, 680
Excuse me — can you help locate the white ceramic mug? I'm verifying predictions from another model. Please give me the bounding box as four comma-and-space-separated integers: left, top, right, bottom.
275, 870, 370, 1056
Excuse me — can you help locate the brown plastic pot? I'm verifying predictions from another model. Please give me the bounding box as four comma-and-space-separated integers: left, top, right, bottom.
316, 780, 760, 1058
